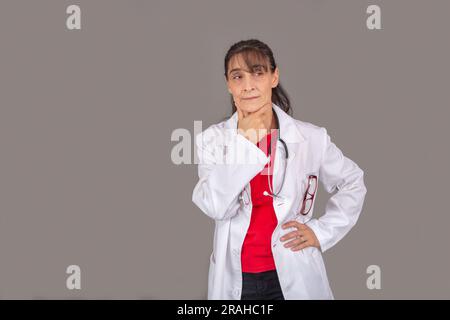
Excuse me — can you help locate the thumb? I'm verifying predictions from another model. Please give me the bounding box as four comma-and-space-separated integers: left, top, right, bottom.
236, 107, 244, 121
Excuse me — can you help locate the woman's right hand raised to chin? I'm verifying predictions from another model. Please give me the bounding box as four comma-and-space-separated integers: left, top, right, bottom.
236, 103, 273, 145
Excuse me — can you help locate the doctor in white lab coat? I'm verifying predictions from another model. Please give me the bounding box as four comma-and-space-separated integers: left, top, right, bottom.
192, 39, 367, 300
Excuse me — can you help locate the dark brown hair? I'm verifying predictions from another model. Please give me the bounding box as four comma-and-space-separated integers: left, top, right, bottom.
224, 39, 292, 116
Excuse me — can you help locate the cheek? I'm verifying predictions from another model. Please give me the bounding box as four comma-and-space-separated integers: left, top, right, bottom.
259, 87, 271, 99
266, 80, 275, 91
228, 84, 240, 96
257, 80, 272, 93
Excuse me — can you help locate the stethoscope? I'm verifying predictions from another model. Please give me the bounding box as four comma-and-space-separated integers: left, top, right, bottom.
239, 111, 289, 205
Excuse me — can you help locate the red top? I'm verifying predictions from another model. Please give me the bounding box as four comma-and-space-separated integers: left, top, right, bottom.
241, 130, 278, 273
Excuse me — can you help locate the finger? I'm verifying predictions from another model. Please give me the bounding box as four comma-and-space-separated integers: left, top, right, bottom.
237, 107, 244, 121
280, 231, 300, 242
283, 238, 302, 248
297, 223, 308, 231
291, 240, 312, 252
282, 221, 300, 229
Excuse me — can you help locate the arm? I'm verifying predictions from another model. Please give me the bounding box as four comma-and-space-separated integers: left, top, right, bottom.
306, 127, 368, 253
192, 128, 269, 221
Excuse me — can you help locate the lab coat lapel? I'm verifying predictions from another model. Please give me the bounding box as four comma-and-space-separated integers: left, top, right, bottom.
271, 104, 309, 223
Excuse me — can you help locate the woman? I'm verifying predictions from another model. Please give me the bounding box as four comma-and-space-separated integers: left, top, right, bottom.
192, 39, 367, 300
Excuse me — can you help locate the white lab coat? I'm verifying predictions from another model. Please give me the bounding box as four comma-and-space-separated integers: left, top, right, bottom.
192, 103, 367, 300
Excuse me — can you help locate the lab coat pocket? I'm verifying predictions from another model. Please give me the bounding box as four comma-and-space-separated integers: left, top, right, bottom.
301, 171, 319, 191
298, 171, 319, 215
308, 247, 325, 275
306, 246, 332, 295
289, 246, 324, 296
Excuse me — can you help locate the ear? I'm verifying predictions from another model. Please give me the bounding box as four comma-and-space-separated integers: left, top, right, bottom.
271, 67, 280, 88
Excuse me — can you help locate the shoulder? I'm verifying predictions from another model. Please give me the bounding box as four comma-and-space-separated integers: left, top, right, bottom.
194, 119, 231, 147
293, 118, 329, 141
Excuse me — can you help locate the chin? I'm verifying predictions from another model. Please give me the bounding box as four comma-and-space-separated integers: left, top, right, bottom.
239, 100, 264, 113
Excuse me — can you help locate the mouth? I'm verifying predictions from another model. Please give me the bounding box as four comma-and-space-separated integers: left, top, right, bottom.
241, 96, 259, 100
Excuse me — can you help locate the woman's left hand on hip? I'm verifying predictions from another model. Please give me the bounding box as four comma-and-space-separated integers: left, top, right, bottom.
280, 221, 320, 251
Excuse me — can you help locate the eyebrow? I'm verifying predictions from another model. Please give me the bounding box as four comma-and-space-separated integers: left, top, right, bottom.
229, 64, 267, 75
229, 68, 243, 74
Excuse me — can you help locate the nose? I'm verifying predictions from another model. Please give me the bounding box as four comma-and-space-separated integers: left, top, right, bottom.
242, 75, 256, 92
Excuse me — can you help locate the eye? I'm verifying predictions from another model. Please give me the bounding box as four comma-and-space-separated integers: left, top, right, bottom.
232, 75, 241, 80
252, 70, 265, 77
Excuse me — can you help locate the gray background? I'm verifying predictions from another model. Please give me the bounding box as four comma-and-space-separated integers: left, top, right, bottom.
0, 0, 449, 299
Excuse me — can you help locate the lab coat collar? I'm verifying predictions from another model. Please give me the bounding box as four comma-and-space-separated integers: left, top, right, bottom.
224, 103, 306, 143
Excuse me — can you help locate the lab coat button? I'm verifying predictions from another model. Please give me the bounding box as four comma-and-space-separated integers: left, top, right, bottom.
233, 289, 241, 297
232, 249, 240, 256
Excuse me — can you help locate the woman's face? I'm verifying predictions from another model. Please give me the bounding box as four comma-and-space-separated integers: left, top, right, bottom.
226, 53, 279, 114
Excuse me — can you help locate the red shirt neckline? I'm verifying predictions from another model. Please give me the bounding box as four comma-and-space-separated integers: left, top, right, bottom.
242, 129, 279, 273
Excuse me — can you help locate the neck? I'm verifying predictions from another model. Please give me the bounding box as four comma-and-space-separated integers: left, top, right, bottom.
266, 108, 278, 134
270, 110, 278, 130
242, 106, 277, 131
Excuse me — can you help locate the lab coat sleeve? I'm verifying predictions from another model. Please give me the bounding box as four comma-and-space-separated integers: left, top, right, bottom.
192, 128, 269, 221
306, 127, 367, 253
